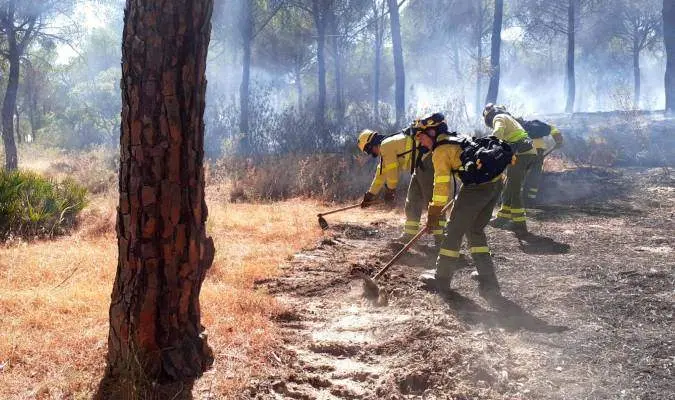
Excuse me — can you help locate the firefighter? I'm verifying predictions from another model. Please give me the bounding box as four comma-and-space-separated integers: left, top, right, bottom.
357, 117, 447, 248
483, 104, 538, 235
515, 118, 564, 205
415, 123, 504, 300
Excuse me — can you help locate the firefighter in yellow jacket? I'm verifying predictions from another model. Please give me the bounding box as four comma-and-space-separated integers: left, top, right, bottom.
483, 104, 538, 235
415, 122, 504, 300
357, 119, 446, 247
515, 118, 564, 205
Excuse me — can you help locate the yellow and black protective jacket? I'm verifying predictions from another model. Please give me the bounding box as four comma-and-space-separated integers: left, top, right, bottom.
429, 133, 463, 208
368, 134, 425, 195
492, 114, 537, 155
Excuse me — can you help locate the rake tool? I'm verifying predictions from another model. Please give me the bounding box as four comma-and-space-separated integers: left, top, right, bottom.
317, 201, 382, 230
362, 200, 455, 300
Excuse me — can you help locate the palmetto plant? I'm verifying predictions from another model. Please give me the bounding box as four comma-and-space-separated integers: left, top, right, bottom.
0, 170, 87, 240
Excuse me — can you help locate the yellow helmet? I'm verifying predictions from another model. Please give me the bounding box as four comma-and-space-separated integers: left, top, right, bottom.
357, 129, 378, 153
413, 113, 447, 133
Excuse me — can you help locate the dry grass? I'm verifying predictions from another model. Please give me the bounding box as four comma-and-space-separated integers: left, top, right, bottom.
0, 145, 402, 398
0, 180, 334, 399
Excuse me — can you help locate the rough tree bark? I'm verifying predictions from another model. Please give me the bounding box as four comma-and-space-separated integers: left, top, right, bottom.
239, 0, 253, 155
485, 0, 503, 105
664, 0, 675, 112
388, 0, 405, 125
96, 0, 215, 398
565, 0, 576, 113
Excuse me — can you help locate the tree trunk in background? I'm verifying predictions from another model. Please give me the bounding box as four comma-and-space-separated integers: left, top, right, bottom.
485, 0, 503, 105
96, 0, 215, 398
475, 0, 483, 116
15, 106, 21, 144
664, 0, 675, 112
2, 50, 20, 170
452, 40, 462, 84
565, 0, 576, 113
633, 45, 641, 108
295, 66, 303, 112
29, 93, 39, 140
388, 0, 405, 125
313, 0, 327, 144
239, 0, 253, 155
372, 0, 382, 123
24, 71, 38, 141
331, 14, 345, 126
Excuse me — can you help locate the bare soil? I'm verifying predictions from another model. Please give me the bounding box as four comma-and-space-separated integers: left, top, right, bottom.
244, 168, 674, 400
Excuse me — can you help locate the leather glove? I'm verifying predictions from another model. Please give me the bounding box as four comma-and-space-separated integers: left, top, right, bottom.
361, 192, 376, 208
425, 205, 444, 232
384, 187, 396, 206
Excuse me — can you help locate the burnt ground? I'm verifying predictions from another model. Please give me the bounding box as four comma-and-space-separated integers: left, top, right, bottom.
245, 168, 674, 400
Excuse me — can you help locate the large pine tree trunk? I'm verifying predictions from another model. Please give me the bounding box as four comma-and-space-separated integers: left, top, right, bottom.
96, 0, 215, 398
387, 0, 405, 125
485, 0, 503, 105
2, 50, 20, 170
239, 0, 253, 155
664, 0, 675, 112
565, 0, 576, 113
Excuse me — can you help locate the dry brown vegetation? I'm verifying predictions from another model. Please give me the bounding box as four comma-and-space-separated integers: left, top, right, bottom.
0, 147, 363, 398
1, 137, 671, 399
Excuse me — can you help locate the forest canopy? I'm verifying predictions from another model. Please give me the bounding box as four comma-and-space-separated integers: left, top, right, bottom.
0, 0, 672, 163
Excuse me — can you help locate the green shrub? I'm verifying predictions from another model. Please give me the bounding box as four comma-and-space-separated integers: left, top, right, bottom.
0, 170, 88, 240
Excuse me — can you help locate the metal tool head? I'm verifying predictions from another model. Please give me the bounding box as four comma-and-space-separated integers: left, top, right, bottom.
317, 215, 329, 230
361, 274, 381, 301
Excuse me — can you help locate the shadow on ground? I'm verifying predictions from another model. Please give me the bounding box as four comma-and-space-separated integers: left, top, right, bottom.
515, 232, 571, 255
440, 290, 569, 334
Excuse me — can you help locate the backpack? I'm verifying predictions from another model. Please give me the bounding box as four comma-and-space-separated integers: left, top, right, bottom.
434, 135, 514, 185
520, 119, 552, 139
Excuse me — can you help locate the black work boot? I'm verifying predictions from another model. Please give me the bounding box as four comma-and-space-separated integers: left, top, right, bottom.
472, 254, 503, 303
509, 222, 529, 238
489, 217, 510, 229
419, 258, 456, 293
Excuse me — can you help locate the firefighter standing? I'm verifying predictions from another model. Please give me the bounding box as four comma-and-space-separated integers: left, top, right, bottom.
483, 104, 538, 235
415, 122, 504, 300
515, 118, 564, 205
357, 122, 446, 247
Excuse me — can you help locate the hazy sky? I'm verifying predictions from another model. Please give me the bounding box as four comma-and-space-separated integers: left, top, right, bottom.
56, 2, 107, 64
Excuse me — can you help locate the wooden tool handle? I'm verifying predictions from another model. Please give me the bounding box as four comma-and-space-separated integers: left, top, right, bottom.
317, 203, 362, 218
373, 228, 426, 279
372, 200, 455, 280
